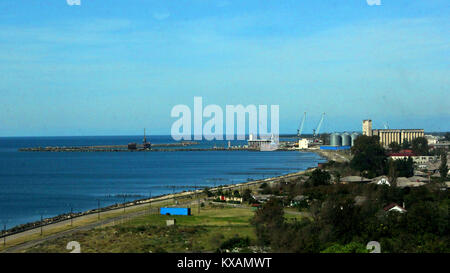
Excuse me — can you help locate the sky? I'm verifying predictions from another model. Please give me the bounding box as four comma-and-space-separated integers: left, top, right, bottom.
0, 0, 449, 136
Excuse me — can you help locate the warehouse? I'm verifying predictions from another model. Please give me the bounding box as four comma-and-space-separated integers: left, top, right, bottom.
362, 120, 424, 147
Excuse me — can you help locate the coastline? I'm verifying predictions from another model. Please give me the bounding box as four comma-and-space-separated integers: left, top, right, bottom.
0, 164, 320, 241
305, 148, 351, 163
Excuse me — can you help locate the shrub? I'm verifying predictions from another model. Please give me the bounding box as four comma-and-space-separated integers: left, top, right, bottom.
219, 236, 251, 251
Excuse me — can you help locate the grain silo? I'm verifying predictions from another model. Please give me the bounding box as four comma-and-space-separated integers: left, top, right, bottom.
351, 132, 360, 146
330, 133, 342, 146
341, 132, 351, 147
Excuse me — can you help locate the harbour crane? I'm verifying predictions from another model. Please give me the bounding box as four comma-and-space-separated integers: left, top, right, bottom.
297, 112, 306, 137
313, 113, 325, 137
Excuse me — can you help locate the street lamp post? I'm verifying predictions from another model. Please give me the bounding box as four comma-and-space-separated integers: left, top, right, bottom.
3, 223, 6, 246
172, 186, 175, 204
97, 199, 100, 220
149, 191, 152, 215
40, 213, 43, 236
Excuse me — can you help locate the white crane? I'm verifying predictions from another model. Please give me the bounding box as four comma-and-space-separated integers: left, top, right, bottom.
297, 112, 306, 137
313, 113, 325, 137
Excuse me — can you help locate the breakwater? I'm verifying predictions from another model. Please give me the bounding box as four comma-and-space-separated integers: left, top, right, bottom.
19, 147, 261, 152
18, 141, 200, 152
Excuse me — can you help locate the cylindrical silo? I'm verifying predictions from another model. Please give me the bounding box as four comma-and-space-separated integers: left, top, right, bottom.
330, 133, 342, 146
341, 132, 351, 147
351, 132, 360, 146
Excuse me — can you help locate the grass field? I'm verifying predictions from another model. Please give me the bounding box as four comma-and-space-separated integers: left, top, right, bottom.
0, 198, 179, 252
24, 204, 304, 253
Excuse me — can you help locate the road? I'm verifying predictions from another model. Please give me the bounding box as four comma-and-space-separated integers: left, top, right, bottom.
2, 197, 205, 253
1, 169, 311, 253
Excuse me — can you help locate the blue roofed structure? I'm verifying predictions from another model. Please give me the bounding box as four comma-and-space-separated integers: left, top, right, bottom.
160, 207, 191, 216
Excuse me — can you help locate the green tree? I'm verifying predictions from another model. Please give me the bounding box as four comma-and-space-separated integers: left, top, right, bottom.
305, 169, 331, 187
439, 153, 448, 181
251, 198, 285, 246
402, 139, 411, 149
388, 141, 401, 153
320, 197, 363, 243
242, 188, 254, 203
260, 182, 274, 194
216, 187, 224, 196
387, 159, 398, 185
203, 188, 213, 197
390, 157, 414, 177
218, 236, 250, 252
350, 135, 387, 177
321, 242, 369, 253
411, 137, 429, 156
334, 171, 341, 183
405, 157, 415, 177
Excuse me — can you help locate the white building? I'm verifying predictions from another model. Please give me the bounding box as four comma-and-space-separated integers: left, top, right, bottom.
384, 203, 407, 213
425, 135, 439, 145
248, 134, 272, 149
373, 176, 390, 186
389, 154, 438, 165
298, 138, 309, 149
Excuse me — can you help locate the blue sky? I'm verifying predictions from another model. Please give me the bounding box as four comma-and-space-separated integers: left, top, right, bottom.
0, 0, 449, 136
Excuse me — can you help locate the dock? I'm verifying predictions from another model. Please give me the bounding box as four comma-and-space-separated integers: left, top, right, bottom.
18, 142, 199, 152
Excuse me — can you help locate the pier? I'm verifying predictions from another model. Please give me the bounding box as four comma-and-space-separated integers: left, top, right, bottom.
18, 141, 296, 152
18, 142, 200, 152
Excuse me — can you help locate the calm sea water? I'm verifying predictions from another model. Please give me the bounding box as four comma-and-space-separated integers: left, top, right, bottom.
0, 136, 325, 228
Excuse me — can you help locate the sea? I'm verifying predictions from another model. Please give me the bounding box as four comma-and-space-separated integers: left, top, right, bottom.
0, 135, 326, 229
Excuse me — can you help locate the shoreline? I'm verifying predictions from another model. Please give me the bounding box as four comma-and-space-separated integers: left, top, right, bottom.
18, 146, 295, 152
0, 164, 320, 240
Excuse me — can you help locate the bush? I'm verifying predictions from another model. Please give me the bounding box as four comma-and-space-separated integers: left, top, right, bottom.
321, 242, 369, 253
219, 236, 250, 251
305, 169, 331, 187
350, 135, 387, 176
242, 188, 255, 203
233, 190, 241, 197
203, 188, 214, 197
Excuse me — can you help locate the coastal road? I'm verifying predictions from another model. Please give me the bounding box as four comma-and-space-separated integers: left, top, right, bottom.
2, 207, 155, 253
1, 169, 312, 253
1, 197, 205, 253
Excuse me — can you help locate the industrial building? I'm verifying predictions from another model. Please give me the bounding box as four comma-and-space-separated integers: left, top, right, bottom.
362, 120, 424, 147
298, 138, 309, 149
320, 146, 351, 151
248, 134, 278, 150
390, 154, 438, 165
430, 142, 450, 151
318, 132, 359, 150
